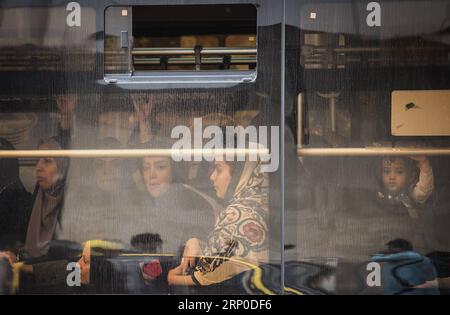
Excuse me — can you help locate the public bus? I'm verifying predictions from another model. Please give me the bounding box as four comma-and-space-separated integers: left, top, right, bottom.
0, 0, 449, 295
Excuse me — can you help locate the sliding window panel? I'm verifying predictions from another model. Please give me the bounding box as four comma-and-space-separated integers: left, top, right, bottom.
0, 0, 284, 295
285, 0, 450, 295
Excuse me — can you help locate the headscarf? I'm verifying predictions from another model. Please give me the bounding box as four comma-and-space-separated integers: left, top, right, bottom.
24, 137, 69, 258
192, 158, 269, 286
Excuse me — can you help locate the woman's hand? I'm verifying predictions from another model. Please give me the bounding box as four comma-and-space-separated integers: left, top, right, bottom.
167, 265, 195, 286
180, 238, 202, 275
167, 265, 182, 285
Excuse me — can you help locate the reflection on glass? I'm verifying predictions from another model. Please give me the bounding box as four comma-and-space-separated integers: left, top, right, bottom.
288, 0, 450, 295
0, 92, 275, 294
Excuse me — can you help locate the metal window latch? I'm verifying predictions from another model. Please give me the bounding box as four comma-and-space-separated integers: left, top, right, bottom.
120, 31, 129, 48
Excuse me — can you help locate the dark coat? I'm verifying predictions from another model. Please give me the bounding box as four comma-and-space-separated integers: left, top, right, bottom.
0, 180, 33, 251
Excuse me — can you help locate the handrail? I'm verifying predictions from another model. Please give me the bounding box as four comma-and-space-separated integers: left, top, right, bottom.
303, 46, 450, 54
0, 148, 269, 158
297, 147, 450, 157
5, 147, 449, 158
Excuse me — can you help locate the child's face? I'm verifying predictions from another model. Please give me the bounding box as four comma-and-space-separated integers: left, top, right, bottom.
382, 159, 408, 193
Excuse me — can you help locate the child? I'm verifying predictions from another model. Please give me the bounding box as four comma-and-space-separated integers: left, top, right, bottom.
378, 156, 434, 219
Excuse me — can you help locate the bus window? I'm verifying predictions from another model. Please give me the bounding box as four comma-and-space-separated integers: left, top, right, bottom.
104, 4, 257, 82
286, 0, 450, 295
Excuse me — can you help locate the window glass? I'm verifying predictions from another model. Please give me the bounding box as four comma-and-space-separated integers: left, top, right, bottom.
0, 1, 282, 295
286, 0, 450, 295
104, 4, 257, 74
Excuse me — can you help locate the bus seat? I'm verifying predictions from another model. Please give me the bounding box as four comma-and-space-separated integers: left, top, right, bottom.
180, 35, 219, 48
225, 35, 256, 47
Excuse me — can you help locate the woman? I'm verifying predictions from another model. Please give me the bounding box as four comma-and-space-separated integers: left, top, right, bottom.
136, 137, 218, 255
21, 95, 74, 259
0, 137, 71, 294
76, 138, 219, 293
22, 137, 69, 259
167, 156, 269, 286
58, 137, 141, 245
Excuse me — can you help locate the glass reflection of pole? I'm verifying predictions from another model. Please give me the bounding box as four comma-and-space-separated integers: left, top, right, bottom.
194, 45, 202, 71
129, 36, 134, 76
317, 92, 340, 133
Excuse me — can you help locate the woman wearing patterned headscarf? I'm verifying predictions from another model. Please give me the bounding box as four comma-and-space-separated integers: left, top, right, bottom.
168, 156, 269, 286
